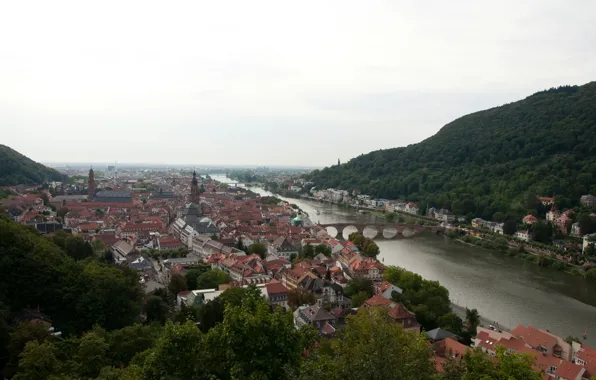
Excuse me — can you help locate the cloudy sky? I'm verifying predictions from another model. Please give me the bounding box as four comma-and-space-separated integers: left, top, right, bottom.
1, 1, 595, 168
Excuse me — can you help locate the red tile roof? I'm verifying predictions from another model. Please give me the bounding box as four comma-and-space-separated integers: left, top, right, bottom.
554, 359, 584, 379
265, 280, 289, 295
511, 325, 557, 349
364, 294, 392, 307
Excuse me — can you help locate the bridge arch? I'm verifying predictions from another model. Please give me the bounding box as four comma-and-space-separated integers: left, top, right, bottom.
362, 226, 379, 239
342, 225, 359, 240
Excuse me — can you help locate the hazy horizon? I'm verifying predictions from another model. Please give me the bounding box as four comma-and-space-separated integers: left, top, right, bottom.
2, 1, 595, 167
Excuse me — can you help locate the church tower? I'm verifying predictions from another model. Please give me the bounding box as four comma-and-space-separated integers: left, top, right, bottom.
88, 168, 96, 199
190, 170, 200, 203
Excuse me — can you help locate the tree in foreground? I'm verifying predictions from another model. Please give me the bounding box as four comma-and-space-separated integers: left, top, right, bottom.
297, 307, 435, 380
457, 345, 542, 380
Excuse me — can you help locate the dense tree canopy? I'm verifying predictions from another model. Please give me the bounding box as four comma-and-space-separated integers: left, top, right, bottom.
308, 84, 596, 221
0, 145, 63, 186
384, 266, 453, 331
0, 217, 143, 338
348, 232, 380, 258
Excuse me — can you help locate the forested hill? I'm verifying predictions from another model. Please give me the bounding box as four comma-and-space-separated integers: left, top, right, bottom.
0, 145, 62, 186
308, 83, 596, 220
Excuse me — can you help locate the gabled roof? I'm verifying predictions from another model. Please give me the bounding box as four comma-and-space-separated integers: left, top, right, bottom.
554, 359, 585, 379
511, 325, 557, 348
426, 327, 457, 341
364, 294, 392, 307
265, 280, 289, 296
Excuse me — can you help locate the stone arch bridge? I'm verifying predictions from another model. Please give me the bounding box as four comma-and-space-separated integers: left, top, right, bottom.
318, 222, 443, 240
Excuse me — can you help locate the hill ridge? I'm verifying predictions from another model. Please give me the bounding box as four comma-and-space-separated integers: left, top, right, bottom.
308, 82, 596, 220
0, 145, 63, 186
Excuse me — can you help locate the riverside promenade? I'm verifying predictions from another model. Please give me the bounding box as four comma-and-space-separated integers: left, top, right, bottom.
450, 303, 511, 332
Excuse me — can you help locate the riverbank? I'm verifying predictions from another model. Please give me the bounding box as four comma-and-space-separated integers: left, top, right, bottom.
210, 175, 596, 345
450, 303, 510, 332
448, 231, 590, 278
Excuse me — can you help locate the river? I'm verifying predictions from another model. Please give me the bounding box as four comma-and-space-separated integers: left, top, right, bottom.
212, 175, 596, 345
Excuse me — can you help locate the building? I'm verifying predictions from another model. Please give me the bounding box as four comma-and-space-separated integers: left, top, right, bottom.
571, 222, 582, 237
363, 295, 420, 333
435, 209, 455, 223
270, 236, 299, 259
376, 280, 403, 299
293, 304, 336, 336
515, 230, 531, 242
264, 279, 289, 310
93, 190, 133, 203
555, 214, 573, 233
88, 168, 95, 198
405, 202, 419, 215
582, 233, 596, 254
523, 215, 538, 225
190, 171, 200, 203
348, 256, 384, 280
170, 202, 219, 248
538, 196, 556, 206
580, 194, 596, 207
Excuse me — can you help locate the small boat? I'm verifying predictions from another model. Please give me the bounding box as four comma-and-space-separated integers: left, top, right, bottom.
584, 328, 588, 340
316, 210, 320, 215
358, 209, 369, 214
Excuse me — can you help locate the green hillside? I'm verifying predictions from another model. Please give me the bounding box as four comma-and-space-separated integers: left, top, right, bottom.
0, 145, 63, 186
309, 83, 596, 220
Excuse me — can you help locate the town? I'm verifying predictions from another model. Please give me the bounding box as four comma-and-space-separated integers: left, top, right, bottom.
259, 176, 596, 274
2, 165, 595, 379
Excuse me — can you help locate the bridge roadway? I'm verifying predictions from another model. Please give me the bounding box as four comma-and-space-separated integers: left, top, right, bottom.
317, 222, 443, 239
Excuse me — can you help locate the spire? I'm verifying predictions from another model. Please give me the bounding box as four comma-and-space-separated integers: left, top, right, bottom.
88, 167, 96, 199
190, 170, 200, 203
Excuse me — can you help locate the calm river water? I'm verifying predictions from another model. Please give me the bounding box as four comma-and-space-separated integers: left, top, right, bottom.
212, 175, 596, 345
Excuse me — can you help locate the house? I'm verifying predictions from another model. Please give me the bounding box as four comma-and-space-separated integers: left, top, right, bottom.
523, 215, 538, 225
551, 360, 586, 380
363, 295, 420, 333
293, 305, 336, 336
348, 256, 385, 280
547, 207, 561, 222
264, 279, 289, 310
489, 222, 504, 235
376, 280, 403, 299
270, 236, 299, 259
111, 240, 135, 263
570, 222, 582, 237
511, 324, 571, 360
405, 202, 419, 215
474, 330, 499, 356
299, 277, 345, 307
472, 218, 488, 229
433, 337, 469, 373
555, 214, 573, 233
580, 194, 596, 207
538, 196, 556, 206
426, 327, 458, 343
572, 342, 596, 379
515, 230, 531, 242
582, 233, 596, 254
435, 209, 455, 223
127, 254, 153, 272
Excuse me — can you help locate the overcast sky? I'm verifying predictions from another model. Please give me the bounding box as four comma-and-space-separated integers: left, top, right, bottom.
1, 1, 595, 168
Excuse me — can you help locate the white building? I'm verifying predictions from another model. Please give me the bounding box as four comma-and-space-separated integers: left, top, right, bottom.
514, 230, 531, 242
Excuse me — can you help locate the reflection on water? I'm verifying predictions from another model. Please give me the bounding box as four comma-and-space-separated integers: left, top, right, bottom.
212, 174, 596, 344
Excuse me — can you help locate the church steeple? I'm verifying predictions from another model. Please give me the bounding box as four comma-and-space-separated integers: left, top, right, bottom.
88, 167, 95, 199
190, 170, 200, 203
